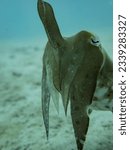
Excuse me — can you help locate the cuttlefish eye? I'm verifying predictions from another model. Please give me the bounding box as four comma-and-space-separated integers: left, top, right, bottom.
90, 35, 101, 47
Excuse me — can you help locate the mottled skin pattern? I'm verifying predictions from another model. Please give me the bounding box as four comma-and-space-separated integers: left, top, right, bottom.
37, 0, 113, 150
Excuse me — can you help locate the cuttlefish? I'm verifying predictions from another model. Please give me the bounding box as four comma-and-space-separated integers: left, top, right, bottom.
37, 0, 113, 150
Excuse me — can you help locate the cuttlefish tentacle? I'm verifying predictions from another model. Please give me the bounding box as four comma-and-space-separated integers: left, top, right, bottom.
41, 60, 50, 139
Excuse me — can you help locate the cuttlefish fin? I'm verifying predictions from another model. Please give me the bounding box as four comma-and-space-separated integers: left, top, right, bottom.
41, 62, 50, 139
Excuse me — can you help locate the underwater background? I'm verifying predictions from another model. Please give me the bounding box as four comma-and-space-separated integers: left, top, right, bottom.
0, 0, 112, 55
0, 0, 113, 150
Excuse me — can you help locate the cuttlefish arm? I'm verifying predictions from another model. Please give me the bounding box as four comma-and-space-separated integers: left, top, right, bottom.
41, 60, 50, 139
70, 43, 103, 150
37, 0, 69, 113
60, 43, 86, 115
37, 0, 65, 105
38, 0, 64, 138
37, 0, 64, 49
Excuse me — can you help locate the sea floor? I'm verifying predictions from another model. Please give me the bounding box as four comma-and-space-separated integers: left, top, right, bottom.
0, 42, 112, 150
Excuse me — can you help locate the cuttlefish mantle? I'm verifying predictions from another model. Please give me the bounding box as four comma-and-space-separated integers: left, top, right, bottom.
37, 0, 113, 150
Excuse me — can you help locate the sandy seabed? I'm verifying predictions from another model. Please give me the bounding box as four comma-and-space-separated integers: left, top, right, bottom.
0, 42, 112, 150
